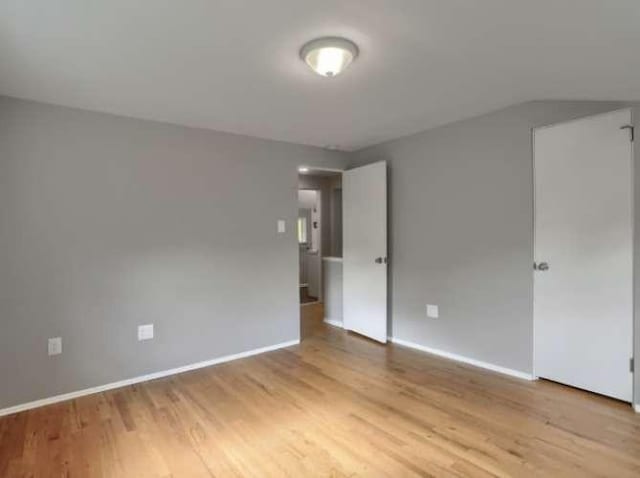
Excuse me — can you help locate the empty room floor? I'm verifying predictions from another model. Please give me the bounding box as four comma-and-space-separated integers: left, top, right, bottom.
1, 307, 639, 477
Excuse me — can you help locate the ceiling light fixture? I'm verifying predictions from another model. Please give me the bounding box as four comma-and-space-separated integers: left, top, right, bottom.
300, 37, 359, 77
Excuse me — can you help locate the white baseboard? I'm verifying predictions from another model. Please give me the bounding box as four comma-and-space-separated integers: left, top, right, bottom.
300, 301, 320, 307
390, 337, 534, 381
324, 318, 343, 328
634, 403, 640, 413
0, 339, 300, 417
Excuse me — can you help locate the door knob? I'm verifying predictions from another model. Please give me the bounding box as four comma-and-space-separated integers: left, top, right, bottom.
374, 257, 388, 264
535, 262, 549, 271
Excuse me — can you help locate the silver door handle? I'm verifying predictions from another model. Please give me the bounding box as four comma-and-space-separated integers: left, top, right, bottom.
374, 257, 388, 264
535, 262, 549, 271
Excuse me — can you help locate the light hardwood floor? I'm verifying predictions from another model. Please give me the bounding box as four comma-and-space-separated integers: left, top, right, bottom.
1, 303, 639, 477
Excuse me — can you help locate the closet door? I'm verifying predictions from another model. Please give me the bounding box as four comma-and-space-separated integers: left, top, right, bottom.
534, 109, 633, 401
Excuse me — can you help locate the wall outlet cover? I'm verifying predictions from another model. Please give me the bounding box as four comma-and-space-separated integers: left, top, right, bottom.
48, 337, 62, 356
138, 324, 154, 341
277, 219, 286, 233
426, 304, 439, 319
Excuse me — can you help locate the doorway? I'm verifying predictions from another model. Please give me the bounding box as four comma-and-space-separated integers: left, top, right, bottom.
533, 109, 634, 402
297, 162, 389, 344
297, 169, 343, 300
298, 168, 343, 338
298, 189, 320, 304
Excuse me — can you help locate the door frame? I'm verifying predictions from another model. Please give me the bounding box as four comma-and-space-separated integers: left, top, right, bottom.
296, 166, 345, 309
531, 108, 635, 405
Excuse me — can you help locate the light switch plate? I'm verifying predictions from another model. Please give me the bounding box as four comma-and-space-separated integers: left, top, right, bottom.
138, 324, 154, 341
277, 219, 286, 233
426, 304, 439, 319
48, 337, 62, 356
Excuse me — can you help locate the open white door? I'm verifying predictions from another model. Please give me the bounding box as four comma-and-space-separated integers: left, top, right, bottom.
343, 161, 387, 343
534, 109, 633, 402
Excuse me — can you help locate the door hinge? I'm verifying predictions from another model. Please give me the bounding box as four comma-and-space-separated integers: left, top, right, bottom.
631, 357, 635, 373
621, 125, 634, 142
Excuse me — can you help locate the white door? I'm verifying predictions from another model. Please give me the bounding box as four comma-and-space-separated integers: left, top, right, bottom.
534, 109, 633, 402
343, 161, 388, 343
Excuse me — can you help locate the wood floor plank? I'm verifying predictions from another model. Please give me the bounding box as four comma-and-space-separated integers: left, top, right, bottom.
1, 302, 639, 477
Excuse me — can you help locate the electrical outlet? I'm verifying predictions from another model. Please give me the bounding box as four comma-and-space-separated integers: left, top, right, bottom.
48, 337, 62, 356
138, 324, 154, 341
277, 219, 286, 233
426, 304, 439, 319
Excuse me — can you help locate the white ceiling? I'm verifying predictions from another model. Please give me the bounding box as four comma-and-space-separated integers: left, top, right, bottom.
2, 1, 639, 151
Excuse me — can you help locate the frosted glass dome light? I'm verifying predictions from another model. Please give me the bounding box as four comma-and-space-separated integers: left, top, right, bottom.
300, 37, 359, 77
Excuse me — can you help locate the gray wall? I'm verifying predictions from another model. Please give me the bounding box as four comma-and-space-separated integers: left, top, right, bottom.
330, 188, 343, 257
0, 96, 348, 408
322, 260, 343, 324
2, 95, 639, 410
351, 101, 638, 397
